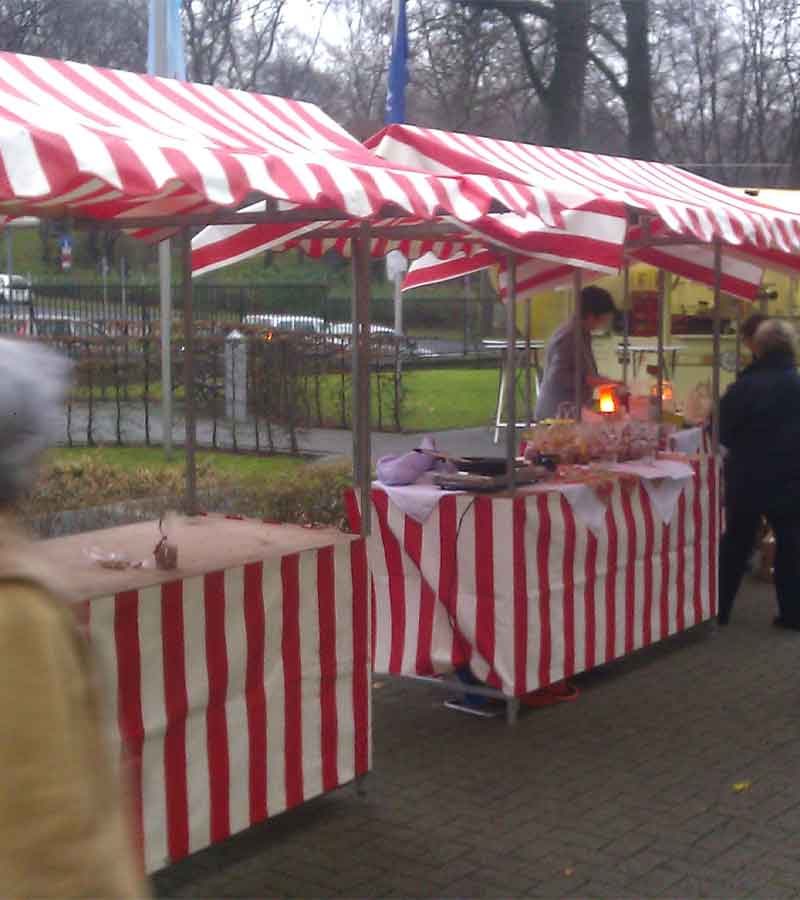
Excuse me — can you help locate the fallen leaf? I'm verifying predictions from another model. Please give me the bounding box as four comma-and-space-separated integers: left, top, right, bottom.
732, 781, 752, 793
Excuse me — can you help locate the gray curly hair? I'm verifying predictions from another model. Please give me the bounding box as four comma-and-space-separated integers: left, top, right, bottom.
754, 319, 798, 362
0, 338, 71, 505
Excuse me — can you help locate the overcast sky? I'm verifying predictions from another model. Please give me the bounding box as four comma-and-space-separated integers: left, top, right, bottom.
282, 1, 347, 41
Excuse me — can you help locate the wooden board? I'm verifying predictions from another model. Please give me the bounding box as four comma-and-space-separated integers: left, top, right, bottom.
42, 514, 355, 601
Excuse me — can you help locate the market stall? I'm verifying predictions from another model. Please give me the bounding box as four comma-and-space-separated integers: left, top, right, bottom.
347, 439, 718, 723
49, 515, 369, 873
193, 126, 800, 725
0, 51, 530, 868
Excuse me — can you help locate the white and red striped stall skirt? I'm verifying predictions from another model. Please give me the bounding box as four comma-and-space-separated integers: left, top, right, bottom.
77, 537, 370, 874
347, 458, 719, 698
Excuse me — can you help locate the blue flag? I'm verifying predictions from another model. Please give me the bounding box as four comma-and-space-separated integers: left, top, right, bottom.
385, 0, 408, 125
148, 0, 186, 79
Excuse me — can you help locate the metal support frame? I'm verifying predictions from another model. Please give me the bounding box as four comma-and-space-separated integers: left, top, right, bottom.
711, 240, 723, 455
524, 294, 533, 427
5, 227, 12, 291
401, 674, 521, 725
352, 226, 372, 536
622, 263, 631, 385
573, 270, 584, 420
656, 268, 666, 420
393, 273, 403, 397
490, 342, 544, 443
735, 300, 743, 374
159, 241, 173, 456
505, 254, 518, 490
180, 229, 198, 514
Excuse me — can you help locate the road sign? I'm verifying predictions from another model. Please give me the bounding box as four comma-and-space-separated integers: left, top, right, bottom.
60, 235, 72, 271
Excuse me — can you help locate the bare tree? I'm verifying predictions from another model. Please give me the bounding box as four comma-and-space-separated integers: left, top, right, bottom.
325, 0, 391, 137
457, 0, 591, 149
0, 0, 147, 69
183, 0, 286, 87
0, 1, 59, 53
589, 0, 656, 159
414, 2, 527, 135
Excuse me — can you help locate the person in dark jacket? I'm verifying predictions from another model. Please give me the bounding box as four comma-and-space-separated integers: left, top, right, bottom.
718, 319, 800, 629
740, 312, 768, 360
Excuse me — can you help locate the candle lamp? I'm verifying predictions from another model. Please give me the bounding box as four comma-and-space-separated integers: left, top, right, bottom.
598, 386, 618, 415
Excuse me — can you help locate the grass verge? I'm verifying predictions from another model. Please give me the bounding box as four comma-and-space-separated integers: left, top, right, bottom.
26, 448, 352, 529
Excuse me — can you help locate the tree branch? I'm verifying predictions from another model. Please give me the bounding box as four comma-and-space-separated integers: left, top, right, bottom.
456, 0, 554, 23
504, 8, 550, 100
588, 49, 626, 99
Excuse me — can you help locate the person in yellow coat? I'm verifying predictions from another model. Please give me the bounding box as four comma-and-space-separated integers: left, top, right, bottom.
0, 339, 147, 898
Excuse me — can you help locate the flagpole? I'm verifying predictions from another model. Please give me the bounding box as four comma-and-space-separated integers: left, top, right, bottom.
149, 0, 184, 459
386, 0, 408, 392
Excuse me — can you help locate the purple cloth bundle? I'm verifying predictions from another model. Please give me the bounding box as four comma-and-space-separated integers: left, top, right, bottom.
376, 436, 455, 486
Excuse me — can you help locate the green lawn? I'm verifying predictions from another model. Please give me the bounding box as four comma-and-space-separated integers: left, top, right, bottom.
396, 367, 500, 431
316, 366, 501, 431
71, 365, 502, 432
47, 446, 306, 484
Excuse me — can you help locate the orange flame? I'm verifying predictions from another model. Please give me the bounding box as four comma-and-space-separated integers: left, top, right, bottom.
599, 388, 617, 414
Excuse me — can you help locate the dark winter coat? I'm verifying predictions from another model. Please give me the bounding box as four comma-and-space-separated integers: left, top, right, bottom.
719, 350, 800, 516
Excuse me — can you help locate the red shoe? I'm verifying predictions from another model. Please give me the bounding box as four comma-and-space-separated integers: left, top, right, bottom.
520, 681, 579, 708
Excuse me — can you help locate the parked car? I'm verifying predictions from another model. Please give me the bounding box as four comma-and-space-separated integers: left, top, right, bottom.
243, 314, 326, 334
13, 314, 107, 338
326, 321, 419, 358
0, 274, 31, 304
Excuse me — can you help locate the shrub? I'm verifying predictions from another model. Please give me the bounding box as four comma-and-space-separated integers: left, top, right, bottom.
21, 454, 353, 531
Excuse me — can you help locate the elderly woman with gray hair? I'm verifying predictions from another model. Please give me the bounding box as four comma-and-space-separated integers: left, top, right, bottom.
0, 340, 147, 897
718, 319, 800, 630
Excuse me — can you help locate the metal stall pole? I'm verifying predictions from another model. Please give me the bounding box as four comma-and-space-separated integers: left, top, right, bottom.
735, 300, 742, 374
711, 240, 723, 455
181, 230, 198, 515
505, 254, 518, 490
524, 293, 533, 426
393, 270, 403, 398
5, 227, 12, 289
573, 270, 584, 420
352, 226, 372, 535
160, 241, 174, 456
622, 263, 631, 385
656, 268, 666, 420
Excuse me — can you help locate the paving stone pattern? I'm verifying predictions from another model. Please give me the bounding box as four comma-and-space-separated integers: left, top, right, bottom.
152, 580, 800, 899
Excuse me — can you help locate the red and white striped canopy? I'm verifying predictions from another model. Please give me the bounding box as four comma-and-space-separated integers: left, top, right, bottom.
371, 125, 800, 252
194, 125, 800, 300
191, 207, 492, 276
368, 125, 800, 300
0, 52, 547, 231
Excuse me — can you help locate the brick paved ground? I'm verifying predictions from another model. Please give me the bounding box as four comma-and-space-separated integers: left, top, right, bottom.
153, 579, 800, 899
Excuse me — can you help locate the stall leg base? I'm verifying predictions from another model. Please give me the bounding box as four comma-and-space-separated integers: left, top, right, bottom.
355, 775, 369, 798
444, 698, 501, 718
506, 697, 521, 726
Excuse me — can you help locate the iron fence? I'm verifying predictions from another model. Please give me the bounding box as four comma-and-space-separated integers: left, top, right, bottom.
34, 331, 408, 450
3, 281, 505, 359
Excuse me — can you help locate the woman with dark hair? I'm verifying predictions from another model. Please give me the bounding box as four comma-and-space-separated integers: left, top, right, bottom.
718, 320, 800, 629
740, 312, 769, 359
535, 286, 624, 420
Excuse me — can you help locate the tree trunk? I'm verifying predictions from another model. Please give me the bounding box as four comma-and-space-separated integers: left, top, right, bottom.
546, 0, 591, 148
621, 0, 656, 159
